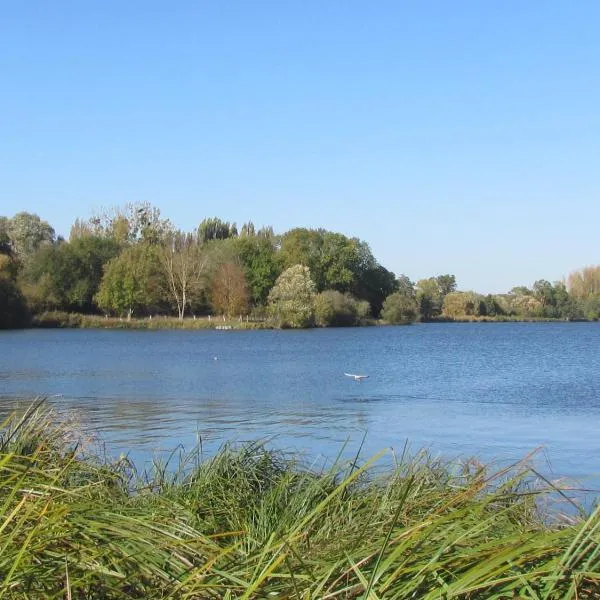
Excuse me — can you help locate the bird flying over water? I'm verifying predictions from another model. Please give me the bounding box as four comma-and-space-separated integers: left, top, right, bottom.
344, 373, 369, 381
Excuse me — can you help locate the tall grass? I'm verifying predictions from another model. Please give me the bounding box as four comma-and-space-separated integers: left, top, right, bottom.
0, 401, 598, 598
32, 311, 268, 330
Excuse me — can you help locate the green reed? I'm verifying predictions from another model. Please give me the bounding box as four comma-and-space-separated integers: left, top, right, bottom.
0, 401, 598, 598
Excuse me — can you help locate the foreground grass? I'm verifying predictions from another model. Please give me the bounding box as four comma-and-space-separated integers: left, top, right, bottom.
1, 402, 599, 598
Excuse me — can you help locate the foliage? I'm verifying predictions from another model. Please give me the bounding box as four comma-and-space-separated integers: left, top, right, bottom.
3, 212, 55, 260
96, 244, 164, 318
159, 231, 208, 319
87, 202, 173, 245
20, 236, 120, 313
279, 228, 393, 315
381, 291, 419, 324
197, 217, 238, 243
314, 290, 369, 326
0, 276, 29, 328
211, 262, 250, 317
267, 264, 316, 328
568, 265, 600, 299
230, 235, 281, 305
1, 403, 600, 599
442, 291, 486, 318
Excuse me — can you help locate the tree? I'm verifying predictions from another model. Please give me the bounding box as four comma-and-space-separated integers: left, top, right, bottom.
6, 212, 55, 260
22, 236, 120, 313
0, 217, 11, 255
568, 266, 600, 300
231, 236, 281, 305
211, 263, 250, 317
396, 274, 415, 298
87, 202, 172, 245
267, 265, 316, 328
159, 232, 208, 319
96, 245, 163, 319
436, 274, 457, 297
442, 291, 485, 318
314, 290, 368, 327
381, 292, 418, 324
416, 278, 442, 320
197, 218, 238, 244
0, 277, 28, 329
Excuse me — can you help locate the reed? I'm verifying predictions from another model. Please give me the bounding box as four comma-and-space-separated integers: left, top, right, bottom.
0, 401, 598, 598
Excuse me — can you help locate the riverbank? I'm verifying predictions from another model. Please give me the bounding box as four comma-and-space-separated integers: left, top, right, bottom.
26, 310, 583, 330
1, 401, 599, 599
31, 310, 270, 330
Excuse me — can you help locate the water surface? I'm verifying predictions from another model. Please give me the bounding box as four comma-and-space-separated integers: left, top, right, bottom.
1, 323, 599, 487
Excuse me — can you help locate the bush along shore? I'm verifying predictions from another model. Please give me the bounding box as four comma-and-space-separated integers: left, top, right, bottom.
0, 400, 599, 598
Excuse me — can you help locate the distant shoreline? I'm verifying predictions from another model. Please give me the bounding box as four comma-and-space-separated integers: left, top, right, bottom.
17, 311, 592, 331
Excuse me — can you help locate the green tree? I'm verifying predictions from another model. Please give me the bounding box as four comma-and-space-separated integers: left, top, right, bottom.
198, 217, 238, 244
96, 245, 163, 319
267, 265, 316, 328
442, 291, 485, 318
87, 202, 172, 245
6, 212, 55, 260
436, 274, 457, 297
396, 274, 415, 298
21, 236, 120, 313
381, 292, 418, 324
314, 290, 367, 327
0, 276, 29, 329
231, 235, 281, 305
416, 278, 441, 320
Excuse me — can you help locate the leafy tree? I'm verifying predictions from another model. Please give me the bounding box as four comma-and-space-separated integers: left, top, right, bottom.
442, 291, 485, 318
159, 232, 208, 319
482, 294, 504, 317
416, 278, 442, 320
396, 274, 415, 298
239, 222, 256, 236
314, 290, 368, 327
6, 212, 55, 260
279, 228, 392, 315
381, 292, 418, 324
96, 245, 163, 319
211, 263, 250, 317
583, 295, 600, 320
0, 277, 28, 328
197, 218, 238, 244
267, 265, 316, 328
436, 274, 457, 297
0, 217, 11, 255
231, 236, 281, 305
568, 266, 600, 299
353, 264, 396, 317
87, 202, 172, 245
21, 236, 120, 313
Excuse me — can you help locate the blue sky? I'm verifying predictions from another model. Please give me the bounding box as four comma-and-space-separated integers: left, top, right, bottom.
2, 1, 598, 293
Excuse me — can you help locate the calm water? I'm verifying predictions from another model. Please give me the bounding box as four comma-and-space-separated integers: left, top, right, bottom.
1, 324, 599, 486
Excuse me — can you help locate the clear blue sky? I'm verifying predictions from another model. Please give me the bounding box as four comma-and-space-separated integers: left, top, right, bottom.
2, 1, 599, 293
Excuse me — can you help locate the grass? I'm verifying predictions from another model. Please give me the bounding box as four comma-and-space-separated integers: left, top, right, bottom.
0, 400, 599, 598
31, 311, 269, 330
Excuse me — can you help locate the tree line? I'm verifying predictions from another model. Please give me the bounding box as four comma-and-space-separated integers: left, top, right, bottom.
1, 204, 599, 328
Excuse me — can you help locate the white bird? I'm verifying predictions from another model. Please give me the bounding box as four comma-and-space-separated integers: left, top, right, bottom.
344, 373, 369, 381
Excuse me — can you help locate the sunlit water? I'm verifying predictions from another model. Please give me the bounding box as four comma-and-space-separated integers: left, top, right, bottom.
1, 323, 599, 490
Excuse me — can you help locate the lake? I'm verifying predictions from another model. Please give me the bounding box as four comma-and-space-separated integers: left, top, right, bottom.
1, 323, 599, 489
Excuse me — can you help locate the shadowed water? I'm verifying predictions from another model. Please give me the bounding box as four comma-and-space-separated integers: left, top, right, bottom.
1, 323, 599, 488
